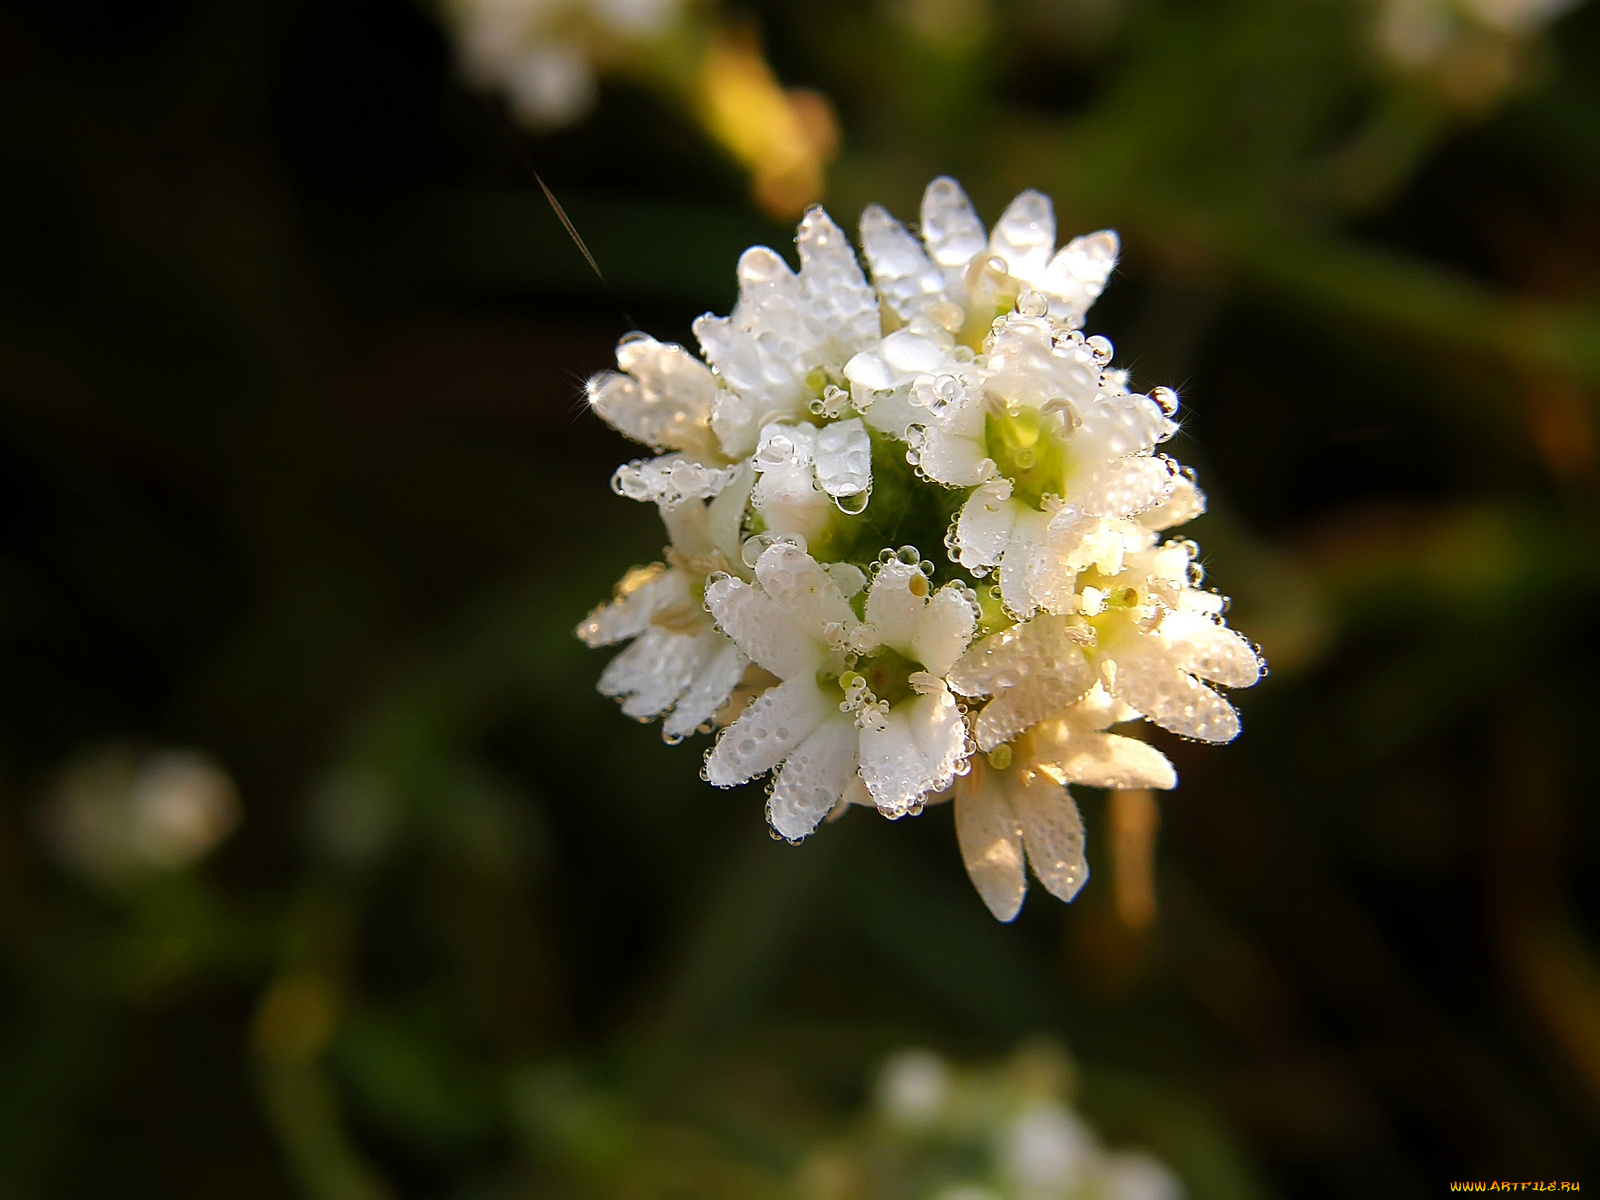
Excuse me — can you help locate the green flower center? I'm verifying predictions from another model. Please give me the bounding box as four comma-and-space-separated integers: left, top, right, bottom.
985, 408, 1070, 508
823, 646, 922, 709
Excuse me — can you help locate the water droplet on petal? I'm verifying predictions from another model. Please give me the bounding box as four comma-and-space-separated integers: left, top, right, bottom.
1016, 289, 1049, 318
835, 489, 871, 515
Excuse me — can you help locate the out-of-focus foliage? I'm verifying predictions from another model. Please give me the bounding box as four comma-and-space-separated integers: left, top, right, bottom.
0, 0, 1598, 1197
435, 0, 840, 216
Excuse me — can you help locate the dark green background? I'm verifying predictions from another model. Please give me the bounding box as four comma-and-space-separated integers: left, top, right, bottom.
1, 0, 1597, 1195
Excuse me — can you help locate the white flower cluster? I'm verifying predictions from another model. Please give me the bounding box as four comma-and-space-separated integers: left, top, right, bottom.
579, 178, 1262, 921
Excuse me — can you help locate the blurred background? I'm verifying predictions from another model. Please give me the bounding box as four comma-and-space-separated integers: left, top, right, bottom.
2, 0, 1599, 1195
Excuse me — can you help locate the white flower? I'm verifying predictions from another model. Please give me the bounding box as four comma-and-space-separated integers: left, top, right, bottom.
750, 416, 873, 542
858, 176, 1120, 334
843, 323, 974, 442
587, 332, 725, 463
694, 207, 882, 458
951, 685, 1175, 921
577, 463, 755, 743
935, 320, 1181, 616
703, 543, 976, 838
950, 546, 1263, 748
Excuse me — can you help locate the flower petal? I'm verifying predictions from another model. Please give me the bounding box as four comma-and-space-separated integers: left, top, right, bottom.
1138, 475, 1206, 531
611, 453, 740, 506
812, 417, 872, 498
1067, 455, 1177, 518
998, 508, 1053, 619
768, 716, 859, 841
917, 424, 993, 488
860, 203, 944, 321
858, 705, 934, 816
1156, 609, 1263, 688
1032, 726, 1177, 790
908, 684, 968, 795
1008, 773, 1088, 904
576, 565, 685, 647
920, 176, 987, 271
953, 479, 1016, 571
1113, 651, 1241, 743
796, 205, 881, 362
912, 585, 978, 677
587, 335, 719, 456
949, 615, 1095, 751
954, 767, 1026, 922
1074, 392, 1176, 461
705, 575, 822, 680
704, 676, 831, 787
754, 543, 858, 638
864, 559, 927, 652
1045, 230, 1119, 315
662, 637, 750, 742
988, 190, 1056, 276
597, 627, 683, 717
752, 427, 832, 542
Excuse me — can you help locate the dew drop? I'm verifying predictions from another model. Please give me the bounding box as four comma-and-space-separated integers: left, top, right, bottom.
1015, 289, 1050, 318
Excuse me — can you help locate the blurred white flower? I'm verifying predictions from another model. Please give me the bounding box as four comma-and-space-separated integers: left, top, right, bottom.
836, 1043, 1188, 1200
1371, 0, 1588, 110
877, 1048, 952, 1129
581, 178, 1261, 919
446, 0, 684, 126
439, 1, 841, 215
44, 746, 241, 885
1102, 1152, 1186, 1200
999, 1102, 1095, 1197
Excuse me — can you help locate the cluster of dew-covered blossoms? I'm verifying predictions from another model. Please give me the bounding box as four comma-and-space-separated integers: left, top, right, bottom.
578, 177, 1262, 922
